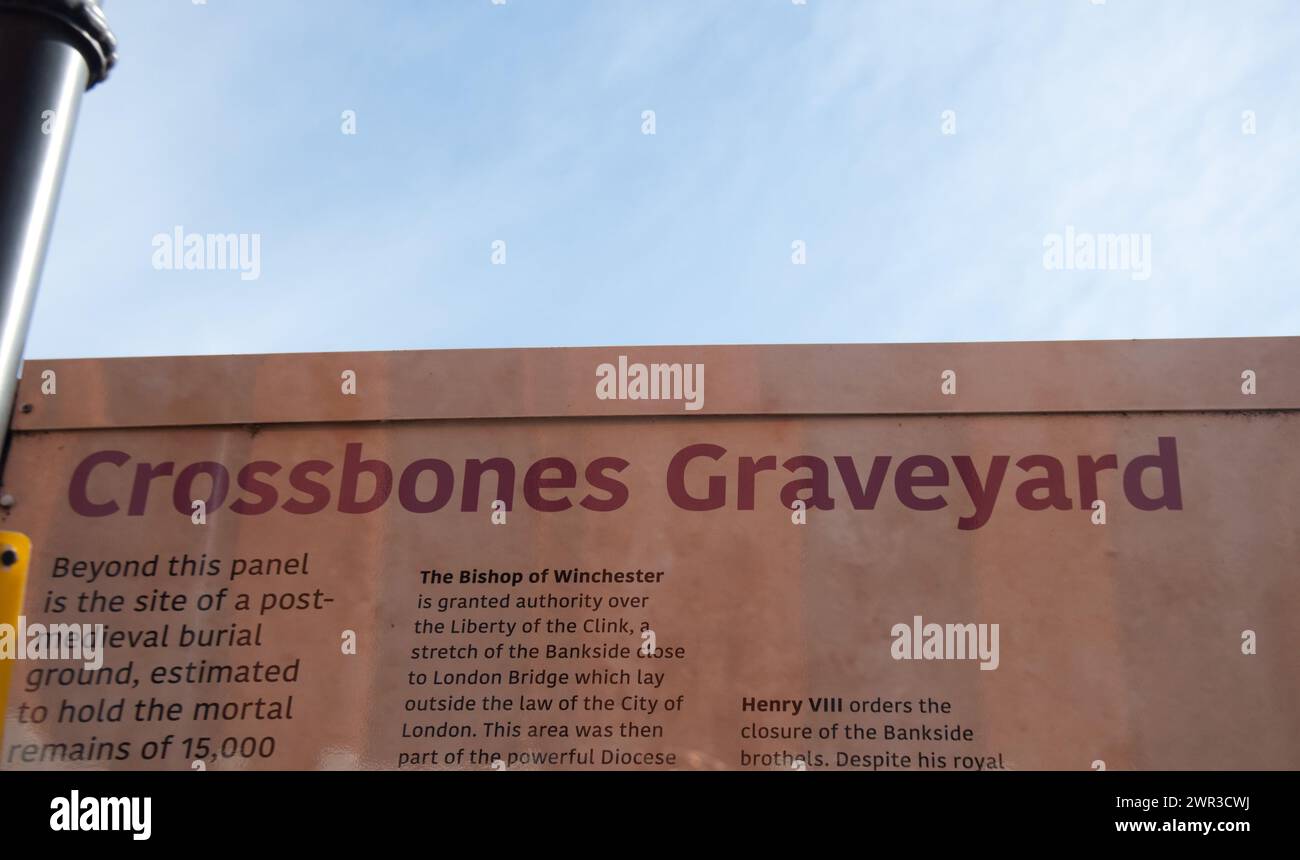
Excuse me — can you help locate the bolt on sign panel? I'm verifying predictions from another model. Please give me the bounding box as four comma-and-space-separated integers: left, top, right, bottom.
1, 339, 1297, 770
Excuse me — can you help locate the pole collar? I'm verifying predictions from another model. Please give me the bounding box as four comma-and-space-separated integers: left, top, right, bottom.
0, 0, 117, 88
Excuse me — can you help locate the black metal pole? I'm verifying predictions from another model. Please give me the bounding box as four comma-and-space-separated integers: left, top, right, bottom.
0, 0, 115, 458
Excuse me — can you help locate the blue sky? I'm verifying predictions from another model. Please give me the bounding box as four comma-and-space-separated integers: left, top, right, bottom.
26, 0, 1300, 359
